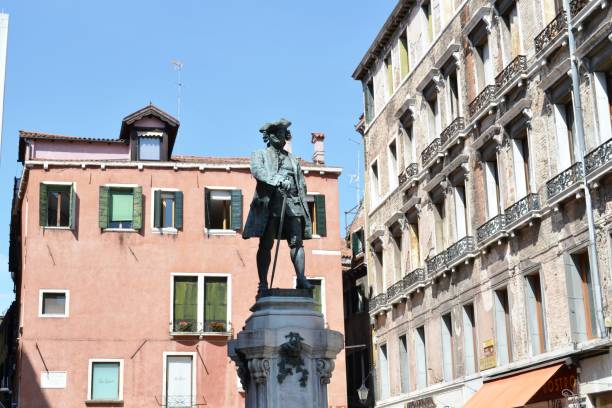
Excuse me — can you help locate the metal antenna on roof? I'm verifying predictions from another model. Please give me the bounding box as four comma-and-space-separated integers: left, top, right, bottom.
171, 60, 183, 121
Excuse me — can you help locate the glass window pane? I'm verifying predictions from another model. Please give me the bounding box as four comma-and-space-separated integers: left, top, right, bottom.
42, 293, 66, 315
91, 362, 120, 400
139, 137, 161, 161
111, 190, 133, 222
47, 191, 58, 226
162, 194, 175, 228
60, 191, 70, 226
308, 279, 322, 313
166, 356, 193, 408
173, 277, 198, 332
204, 277, 227, 332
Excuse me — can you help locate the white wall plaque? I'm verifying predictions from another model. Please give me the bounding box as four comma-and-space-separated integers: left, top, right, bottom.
40, 371, 67, 389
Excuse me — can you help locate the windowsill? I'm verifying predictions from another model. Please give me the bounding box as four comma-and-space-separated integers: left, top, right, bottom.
205, 229, 237, 236
152, 227, 178, 235
102, 228, 138, 233
39, 314, 68, 318
85, 400, 123, 406
170, 331, 231, 338
42, 226, 72, 230
312, 234, 322, 239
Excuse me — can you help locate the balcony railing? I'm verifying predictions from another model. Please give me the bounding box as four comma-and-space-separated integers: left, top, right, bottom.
404, 268, 426, 293
570, 0, 590, 17
468, 85, 497, 118
369, 293, 387, 314
399, 162, 419, 185
446, 236, 476, 266
426, 252, 447, 276
440, 117, 465, 147
585, 138, 612, 175
421, 138, 442, 167
505, 193, 541, 227
387, 279, 405, 303
546, 162, 583, 199
535, 11, 566, 53
495, 55, 527, 90
476, 214, 506, 244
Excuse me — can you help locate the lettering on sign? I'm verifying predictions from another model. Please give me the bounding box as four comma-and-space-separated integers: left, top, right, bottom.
530, 365, 577, 403
406, 396, 435, 408
479, 338, 496, 370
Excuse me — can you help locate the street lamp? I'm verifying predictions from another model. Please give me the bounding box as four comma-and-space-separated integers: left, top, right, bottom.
357, 382, 369, 405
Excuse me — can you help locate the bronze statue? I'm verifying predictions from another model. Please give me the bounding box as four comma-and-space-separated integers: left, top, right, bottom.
243, 119, 313, 296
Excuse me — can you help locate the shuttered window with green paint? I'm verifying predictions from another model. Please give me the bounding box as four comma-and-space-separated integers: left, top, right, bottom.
39, 183, 76, 229
205, 189, 242, 231
99, 186, 143, 230
204, 277, 227, 332
173, 276, 198, 332
308, 279, 323, 313
154, 190, 183, 229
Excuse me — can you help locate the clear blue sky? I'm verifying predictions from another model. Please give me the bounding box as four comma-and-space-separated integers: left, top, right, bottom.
0, 0, 397, 312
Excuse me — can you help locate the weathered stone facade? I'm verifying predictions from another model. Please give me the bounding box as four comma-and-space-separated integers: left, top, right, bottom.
353, 0, 612, 406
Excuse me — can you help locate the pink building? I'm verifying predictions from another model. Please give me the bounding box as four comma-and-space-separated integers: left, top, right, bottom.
7, 105, 347, 407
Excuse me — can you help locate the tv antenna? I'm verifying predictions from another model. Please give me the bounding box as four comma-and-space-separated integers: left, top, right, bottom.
171, 59, 183, 120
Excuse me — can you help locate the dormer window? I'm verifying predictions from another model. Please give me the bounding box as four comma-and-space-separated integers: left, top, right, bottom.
137, 131, 162, 161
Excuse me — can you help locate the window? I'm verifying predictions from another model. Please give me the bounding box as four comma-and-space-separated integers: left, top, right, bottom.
153, 189, 184, 230
351, 282, 366, 314
370, 161, 380, 207
415, 326, 427, 389
351, 229, 365, 255
378, 344, 390, 400
525, 272, 547, 354
427, 96, 441, 141
445, 69, 460, 124
565, 251, 597, 341
364, 79, 375, 123
494, 288, 512, 365
138, 136, 161, 161
307, 278, 324, 314
593, 71, 612, 142
39, 290, 69, 317
163, 353, 196, 408
499, 1, 521, 65
554, 101, 577, 169
99, 186, 142, 230
388, 140, 399, 190
385, 54, 393, 98
422, 1, 433, 45
390, 224, 403, 282
401, 118, 415, 166
454, 184, 468, 240
399, 33, 410, 78
204, 189, 243, 232
441, 313, 454, 382
474, 37, 493, 92
373, 243, 384, 293
306, 194, 327, 237
88, 359, 123, 402
483, 151, 501, 219
408, 219, 420, 269
39, 183, 75, 228
399, 334, 410, 393
463, 303, 478, 375
512, 129, 531, 198
171, 274, 230, 334
434, 199, 446, 252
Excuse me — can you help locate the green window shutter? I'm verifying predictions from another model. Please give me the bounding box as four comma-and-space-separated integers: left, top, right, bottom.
98, 186, 109, 229
314, 194, 327, 237
204, 188, 211, 229
230, 189, 243, 231
39, 183, 48, 227
132, 186, 143, 230
174, 191, 184, 229
153, 190, 162, 228
205, 277, 227, 331
351, 233, 358, 255
69, 184, 76, 229
173, 276, 198, 332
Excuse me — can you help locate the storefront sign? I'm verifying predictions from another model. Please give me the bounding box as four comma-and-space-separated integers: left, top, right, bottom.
530, 365, 577, 403
406, 396, 435, 408
479, 338, 496, 370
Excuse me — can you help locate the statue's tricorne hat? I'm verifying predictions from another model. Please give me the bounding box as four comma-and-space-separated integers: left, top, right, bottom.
259, 119, 292, 140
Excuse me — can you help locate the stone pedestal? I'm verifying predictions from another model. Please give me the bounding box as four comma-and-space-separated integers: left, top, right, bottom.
228, 289, 343, 408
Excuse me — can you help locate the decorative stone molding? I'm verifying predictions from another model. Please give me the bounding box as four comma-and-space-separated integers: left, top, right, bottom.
249, 358, 271, 385
316, 359, 335, 385
462, 6, 493, 37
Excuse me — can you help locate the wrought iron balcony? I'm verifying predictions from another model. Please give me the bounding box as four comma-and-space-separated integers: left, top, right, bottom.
445, 236, 476, 268
403, 268, 426, 294
505, 194, 541, 232
368, 293, 387, 315
421, 138, 442, 168
585, 138, 612, 176
468, 85, 497, 118
476, 214, 506, 246
387, 279, 406, 304
440, 117, 465, 148
398, 162, 419, 186
546, 162, 583, 201
535, 11, 566, 53
426, 251, 447, 276
495, 55, 527, 91
570, 0, 590, 17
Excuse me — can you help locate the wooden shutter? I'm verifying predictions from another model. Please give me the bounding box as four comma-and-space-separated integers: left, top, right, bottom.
132, 186, 143, 230
153, 190, 162, 228
230, 189, 243, 231
314, 195, 327, 237
39, 183, 48, 227
69, 183, 76, 230
98, 186, 109, 229
174, 191, 184, 230
204, 188, 211, 229
205, 277, 227, 331
351, 233, 358, 255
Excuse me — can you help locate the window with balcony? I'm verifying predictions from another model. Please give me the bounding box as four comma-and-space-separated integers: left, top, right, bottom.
306, 194, 327, 237
390, 224, 403, 282
441, 313, 454, 382
400, 113, 415, 166
351, 229, 365, 256
511, 127, 532, 199
463, 303, 478, 375
163, 353, 195, 408
370, 161, 380, 207
494, 288, 512, 365
373, 244, 384, 294
351, 282, 366, 314
399, 32, 410, 79
525, 272, 547, 355
172, 274, 229, 333
426, 96, 441, 141
39, 183, 75, 228
87, 360, 123, 402
565, 251, 597, 341
385, 54, 393, 99
434, 199, 446, 253
408, 218, 421, 269
364, 79, 375, 123
415, 325, 427, 389
204, 189, 243, 232
399, 334, 410, 393
153, 189, 183, 231
39, 290, 69, 318
378, 343, 390, 400
388, 140, 399, 190
444, 68, 460, 125
554, 101, 578, 169
99, 186, 142, 230
593, 71, 612, 142
482, 149, 501, 219
421, 1, 433, 46
471, 27, 494, 92
497, 0, 521, 66
453, 184, 468, 240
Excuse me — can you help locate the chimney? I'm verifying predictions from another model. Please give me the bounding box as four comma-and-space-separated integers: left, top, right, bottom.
311, 132, 325, 164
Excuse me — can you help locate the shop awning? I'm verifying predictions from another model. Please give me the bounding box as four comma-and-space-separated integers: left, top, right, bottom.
463, 363, 564, 408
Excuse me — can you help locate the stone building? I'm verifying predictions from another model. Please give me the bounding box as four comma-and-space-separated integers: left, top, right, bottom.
352, 0, 611, 406
6, 104, 348, 407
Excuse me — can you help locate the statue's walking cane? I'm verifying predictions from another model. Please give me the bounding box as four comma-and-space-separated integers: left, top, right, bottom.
269, 190, 287, 289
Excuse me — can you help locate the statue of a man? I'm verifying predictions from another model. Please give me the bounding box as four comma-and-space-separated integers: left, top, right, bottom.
243, 119, 313, 295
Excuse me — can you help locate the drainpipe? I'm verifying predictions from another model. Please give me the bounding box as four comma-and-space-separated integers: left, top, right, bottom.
562, 0, 606, 338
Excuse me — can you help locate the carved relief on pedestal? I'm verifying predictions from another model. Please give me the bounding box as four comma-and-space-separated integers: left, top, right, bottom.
316, 359, 335, 385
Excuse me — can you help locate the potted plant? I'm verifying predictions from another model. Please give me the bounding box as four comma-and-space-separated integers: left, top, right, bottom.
176, 320, 194, 332
208, 321, 226, 333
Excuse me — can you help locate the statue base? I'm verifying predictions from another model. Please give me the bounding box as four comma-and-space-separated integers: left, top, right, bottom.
228, 289, 343, 408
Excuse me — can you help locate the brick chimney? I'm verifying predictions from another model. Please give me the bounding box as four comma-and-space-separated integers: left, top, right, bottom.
311, 132, 325, 164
